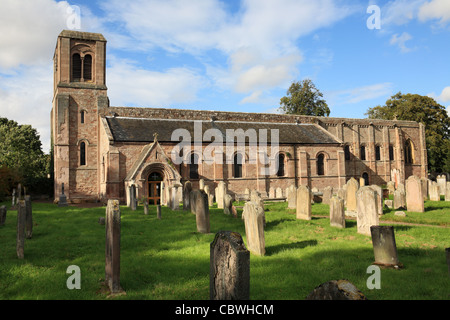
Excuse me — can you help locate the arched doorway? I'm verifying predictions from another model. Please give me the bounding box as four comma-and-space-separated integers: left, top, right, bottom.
148, 172, 163, 205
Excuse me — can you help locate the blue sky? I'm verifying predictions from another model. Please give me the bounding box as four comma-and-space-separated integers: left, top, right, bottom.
0, 0, 449, 153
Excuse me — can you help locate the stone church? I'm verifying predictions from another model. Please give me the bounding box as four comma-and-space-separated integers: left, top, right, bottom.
51, 30, 427, 205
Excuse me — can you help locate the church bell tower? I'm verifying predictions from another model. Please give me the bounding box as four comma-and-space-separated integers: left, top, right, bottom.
51, 30, 108, 203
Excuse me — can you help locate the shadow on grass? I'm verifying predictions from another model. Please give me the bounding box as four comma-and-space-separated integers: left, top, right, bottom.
266, 239, 318, 256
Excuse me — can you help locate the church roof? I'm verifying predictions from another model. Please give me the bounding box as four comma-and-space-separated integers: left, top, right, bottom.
104, 116, 341, 145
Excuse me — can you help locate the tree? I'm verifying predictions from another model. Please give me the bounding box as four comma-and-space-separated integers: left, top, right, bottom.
279, 79, 330, 117
365, 92, 450, 174
0, 117, 51, 196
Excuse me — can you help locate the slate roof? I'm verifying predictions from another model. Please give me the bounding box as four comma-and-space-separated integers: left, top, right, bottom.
104, 116, 341, 145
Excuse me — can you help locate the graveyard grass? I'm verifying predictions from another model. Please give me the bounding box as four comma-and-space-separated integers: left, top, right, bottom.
0, 199, 449, 300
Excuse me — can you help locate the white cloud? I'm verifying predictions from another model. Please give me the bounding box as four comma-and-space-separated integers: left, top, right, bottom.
381, 0, 425, 27
106, 57, 206, 107
327, 83, 394, 106
418, 0, 450, 25
439, 86, 450, 102
390, 32, 414, 53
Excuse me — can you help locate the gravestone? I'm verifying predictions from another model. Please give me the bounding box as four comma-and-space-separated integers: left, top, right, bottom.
391, 168, 400, 188
356, 186, 379, 236
210, 231, 250, 300
0, 205, 6, 226
183, 181, 192, 211
306, 280, 367, 300
242, 201, 265, 256
58, 183, 68, 207
268, 187, 275, 198
199, 179, 205, 191
397, 183, 405, 194
387, 181, 395, 194
322, 186, 333, 205
105, 199, 123, 294
429, 182, 440, 201
287, 185, 297, 209
330, 195, 345, 228
345, 178, 359, 216
208, 194, 214, 207
384, 199, 393, 209
370, 226, 402, 269
11, 188, 16, 208
296, 185, 312, 221
405, 175, 424, 212
192, 190, 210, 233
224, 194, 233, 215
420, 178, 428, 200
144, 200, 149, 215
250, 190, 265, 212
16, 200, 26, 259
129, 185, 137, 211
369, 185, 383, 215
276, 187, 283, 198
204, 185, 210, 201
25, 195, 33, 239
171, 186, 180, 211
244, 188, 250, 200
216, 181, 227, 209
337, 188, 346, 206
393, 189, 406, 209
437, 174, 447, 196
445, 182, 450, 202
157, 204, 162, 219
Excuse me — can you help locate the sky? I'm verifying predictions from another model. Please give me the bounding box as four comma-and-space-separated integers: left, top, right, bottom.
0, 0, 449, 154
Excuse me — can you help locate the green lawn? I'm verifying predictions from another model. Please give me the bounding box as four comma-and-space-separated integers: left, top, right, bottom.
0, 198, 448, 300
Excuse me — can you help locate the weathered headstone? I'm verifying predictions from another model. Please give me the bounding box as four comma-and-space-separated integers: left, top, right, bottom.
144, 200, 149, 215
405, 175, 424, 212
337, 188, 346, 206
445, 182, 450, 202
183, 181, 192, 211
170, 186, 180, 211
420, 178, 428, 200
105, 199, 123, 294
306, 280, 367, 300
0, 205, 7, 226
393, 189, 406, 209
244, 188, 250, 200
369, 185, 383, 215
210, 231, 250, 300
250, 190, 265, 212
12, 188, 16, 208
129, 185, 137, 211
16, 200, 26, 259
345, 178, 359, 216
322, 186, 333, 205
276, 187, 283, 198
296, 185, 312, 221
286, 185, 297, 209
268, 187, 275, 198
370, 226, 402, 268
217, 181, 227, 209
208, 194, 214, 207
25, 195, 33, 239
429, 181, 440, 201
387, 181, 395, 194
204, 185, 210, 200
242, 201, 265, 256
157, 204, 161, 219
384, 199, 393, 209
58, 183, 68, 207
199, 179, 205, 191
356, 186, 379, 236
330, 195, 345, 228
224, 194, 233, 215
437, 174, 447, 196
192, 190, 210, 233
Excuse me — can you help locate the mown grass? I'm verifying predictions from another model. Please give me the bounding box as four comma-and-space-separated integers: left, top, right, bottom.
0, 198, 448, 300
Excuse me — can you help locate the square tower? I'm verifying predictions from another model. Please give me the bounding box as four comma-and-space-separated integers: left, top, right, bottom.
51, 30, 109, 203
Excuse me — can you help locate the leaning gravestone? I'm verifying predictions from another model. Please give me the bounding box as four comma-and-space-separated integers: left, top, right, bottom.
25, 195, 33, 239
370, 226, 402, 269
330, 195, 345, 228
405, 175, 424, 212
16, 200, 26, 259
210, 231, 250, 300
296, 185, 312, 221
0, 206, 7, 226
242, 201, 265, 256
306, 280, 367, 300
345, 178, 359, 216
356, 186, 379, 236
105, 199, 123, 295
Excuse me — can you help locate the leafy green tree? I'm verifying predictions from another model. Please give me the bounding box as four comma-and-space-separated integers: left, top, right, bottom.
365, 92, 450, 174
0, 117, 51, 195
279, 79, 330, 117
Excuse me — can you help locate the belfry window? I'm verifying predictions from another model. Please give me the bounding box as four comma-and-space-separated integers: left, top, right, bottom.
83, 54, 92, 81
72, 53, 82, 81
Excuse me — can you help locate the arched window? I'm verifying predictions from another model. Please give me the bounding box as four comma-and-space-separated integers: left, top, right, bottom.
405, 140, 414, 164
362, 172, 369, 186
80, 110, 85, 124
317, 154, 325, 176
389, 145, 394, 161
360, 145, 366, 161
277, 153, 285, 177
80, 142, 86, 166
72, 53, 82, 81
344, 145, 351, 161
83, 54, 92, 81
233, 153, 243, 178
189, 153, 199, 179
375, 145, 381, 161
